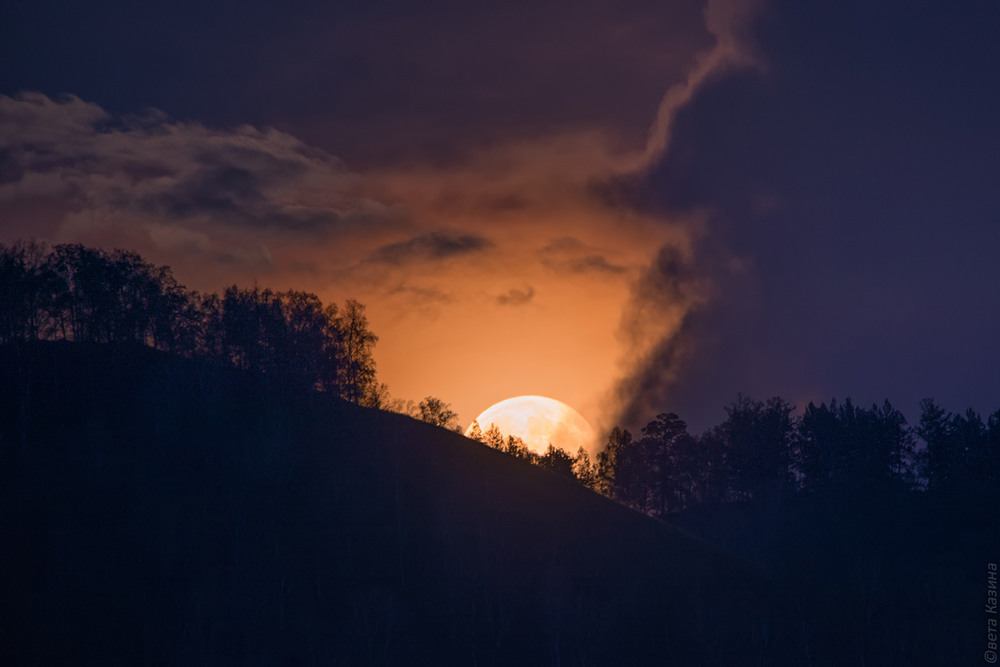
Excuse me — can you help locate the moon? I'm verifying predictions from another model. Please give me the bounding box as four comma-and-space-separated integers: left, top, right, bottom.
467, 395, 598, 458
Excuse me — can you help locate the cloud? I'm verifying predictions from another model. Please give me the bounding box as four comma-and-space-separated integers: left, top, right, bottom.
0, 92, 109, 145
388, 284, 453, 305
496, 285, 535, 306
0, 92, 405, 280
591, 0, 766, 431
0, 0, 770, 434
0, 92, 371, 231
366, 231, 494, 266
633, 0, 763, 170
8, 1, 996, 436
538, 236, 628, 275
612, 0, 1000, 431
0, 67, 723, 436
611, 243, 711, 429
572, 255, 627, 275
234, 0, 715, 163
612, 325, 695, 430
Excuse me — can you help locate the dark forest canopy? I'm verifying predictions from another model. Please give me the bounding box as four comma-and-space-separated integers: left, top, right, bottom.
475, 393, 999, 519
0, 239, 385, 406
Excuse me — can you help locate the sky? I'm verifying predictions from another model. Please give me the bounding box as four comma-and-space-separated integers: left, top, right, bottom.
2, 0, 999, 436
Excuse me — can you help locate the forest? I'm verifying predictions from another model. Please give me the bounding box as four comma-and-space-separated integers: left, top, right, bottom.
2, 239, 997, 516
1, 239, 997, 664
0, 239, 385, 405
474, 394, 999, 516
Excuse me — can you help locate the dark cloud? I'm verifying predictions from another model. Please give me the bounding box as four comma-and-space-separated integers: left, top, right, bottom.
0, 148, 25, 184
367, 231, 494, 266
619, 0, 1000, 430
0, 93, 383, 250
610, 243, 705, 429
135, 163, 343, 233
155, 166, 264, 215
613, 321, 694, 431
566, 255, 627, 275
539, 236, 627, 275
629, 245, 691, 306
0, 1, 712, 163
388, 284, 454, 305
496, 285, 535, 306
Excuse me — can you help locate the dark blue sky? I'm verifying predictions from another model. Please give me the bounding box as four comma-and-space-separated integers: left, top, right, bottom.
2, 0, 998, 430
637, 0, 1000, 427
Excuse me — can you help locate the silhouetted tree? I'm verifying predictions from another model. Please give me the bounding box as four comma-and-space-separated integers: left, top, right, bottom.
334, 299, 380, 406
691, 428, 728, 505
640, 412, 698, 515
418, 396, 461, 432
572, 447, 596, 489
595, 427, 623, 497
483, 424, 504, 450
538, 444, 575, 479
793, 401, 840, 494
0, 239, 395, 414
502, 434, 533, 461
0, 240, 61, 343
278, 290, 341, 391
466, 421, 484, 443
148, 268, 201, 355
596, 426, 650, 509
795, 398, 914, 496
988, 409, 1000, 487
48, 245, 152, 343
592, 414, 699, 514
714, 396, 795, 503
873, 400, 917, 490
200, 287, 381, 399
920, 399, 998, 498
214, 285, 285, 374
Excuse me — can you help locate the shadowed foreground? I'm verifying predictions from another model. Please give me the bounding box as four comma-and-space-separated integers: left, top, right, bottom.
0, 342, 767, 665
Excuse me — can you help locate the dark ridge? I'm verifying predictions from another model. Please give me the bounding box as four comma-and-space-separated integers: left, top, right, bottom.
0, 341, 767, 665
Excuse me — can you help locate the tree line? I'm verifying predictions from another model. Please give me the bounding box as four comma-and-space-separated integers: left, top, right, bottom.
465, 421, 589, 480
471, 395, 998, 512
0, 240, 384, 405
4, 239, 996, 512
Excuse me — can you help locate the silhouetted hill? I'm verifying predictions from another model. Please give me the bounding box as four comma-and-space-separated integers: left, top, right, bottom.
0, 342, 768, 665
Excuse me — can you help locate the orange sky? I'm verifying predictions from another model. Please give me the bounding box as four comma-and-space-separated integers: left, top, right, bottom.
346, 139, 695, 432
6, 0, 1000, 437
0, 0, 759, 435
0, 95, 696, 433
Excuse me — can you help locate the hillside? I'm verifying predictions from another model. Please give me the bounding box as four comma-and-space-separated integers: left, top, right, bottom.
0, 342, 768, 665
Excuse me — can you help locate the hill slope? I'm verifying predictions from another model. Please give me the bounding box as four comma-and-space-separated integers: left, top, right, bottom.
0, 342, 767, 665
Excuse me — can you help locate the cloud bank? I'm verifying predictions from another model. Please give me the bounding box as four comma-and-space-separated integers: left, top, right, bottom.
0, 91, 688, 432
0, 0, 770, 435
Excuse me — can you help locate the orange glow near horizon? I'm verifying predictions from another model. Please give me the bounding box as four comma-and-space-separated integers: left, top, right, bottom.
0, 99, 702, 441
263, 134, 699, 437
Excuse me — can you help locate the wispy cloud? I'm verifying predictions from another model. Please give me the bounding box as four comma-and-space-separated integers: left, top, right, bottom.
0, 91, 401, 278
496, 285, 535, 306
367, 231, 494, 266
539, 237, 628, 275
637, 0, 763, 169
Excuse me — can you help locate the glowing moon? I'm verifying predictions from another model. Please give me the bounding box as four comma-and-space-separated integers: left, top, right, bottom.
467, 395, 598, 457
